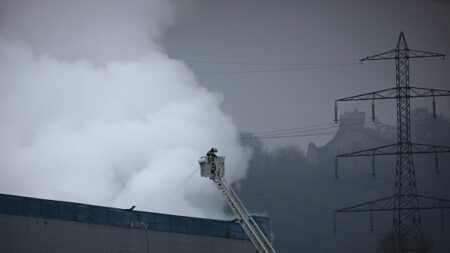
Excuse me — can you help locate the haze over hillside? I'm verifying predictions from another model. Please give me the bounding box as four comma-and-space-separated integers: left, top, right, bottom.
237, 108, 450, 252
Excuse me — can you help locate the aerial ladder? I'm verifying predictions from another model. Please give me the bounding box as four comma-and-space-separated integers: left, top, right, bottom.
198, 150, 276, 253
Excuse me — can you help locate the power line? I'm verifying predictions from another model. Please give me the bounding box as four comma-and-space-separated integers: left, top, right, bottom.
183, 57, 448, 66
240, 115, 449, 142
254, 128, 336, 138
184, 60, 359, 66
242, 122, 335, 136
186, 57, 448, 75
241, 131, 336, 140
244, 126, 337, 139
194, 62, 360, 75
187, 57, 447, 78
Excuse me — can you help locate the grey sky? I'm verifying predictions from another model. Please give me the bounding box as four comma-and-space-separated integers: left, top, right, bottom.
164, 0, 450, 150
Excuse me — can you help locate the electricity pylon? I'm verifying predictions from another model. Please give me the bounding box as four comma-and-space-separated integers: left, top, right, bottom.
333, 32, 450, 252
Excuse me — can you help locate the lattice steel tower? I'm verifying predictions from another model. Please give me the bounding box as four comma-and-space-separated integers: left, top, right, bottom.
333, 32, 450, 252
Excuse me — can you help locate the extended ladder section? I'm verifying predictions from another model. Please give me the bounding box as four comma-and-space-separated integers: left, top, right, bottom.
199, 156, 276, 253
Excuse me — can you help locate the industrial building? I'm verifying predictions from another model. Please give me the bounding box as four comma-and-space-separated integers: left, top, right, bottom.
0, 193, 271, 253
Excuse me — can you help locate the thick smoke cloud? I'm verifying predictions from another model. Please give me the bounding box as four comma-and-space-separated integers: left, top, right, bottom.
0, 0, 248, 218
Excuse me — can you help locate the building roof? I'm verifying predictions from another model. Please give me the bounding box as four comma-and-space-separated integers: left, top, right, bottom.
0, 193, 271, 241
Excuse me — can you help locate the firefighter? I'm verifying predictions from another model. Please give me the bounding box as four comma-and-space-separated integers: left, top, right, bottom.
206, 148, 218, 158
206, 148, 218, 175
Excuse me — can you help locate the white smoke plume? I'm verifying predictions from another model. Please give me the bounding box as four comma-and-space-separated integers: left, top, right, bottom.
0, 0, 248, 218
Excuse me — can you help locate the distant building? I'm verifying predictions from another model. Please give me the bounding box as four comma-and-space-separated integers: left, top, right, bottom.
317, 109, 374, 161
0, 193, 271, 253
339, 109, 366, 132
306, 142, 319, 165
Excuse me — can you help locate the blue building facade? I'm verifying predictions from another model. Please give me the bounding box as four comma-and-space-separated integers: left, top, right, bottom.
0, 193, 271, 253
